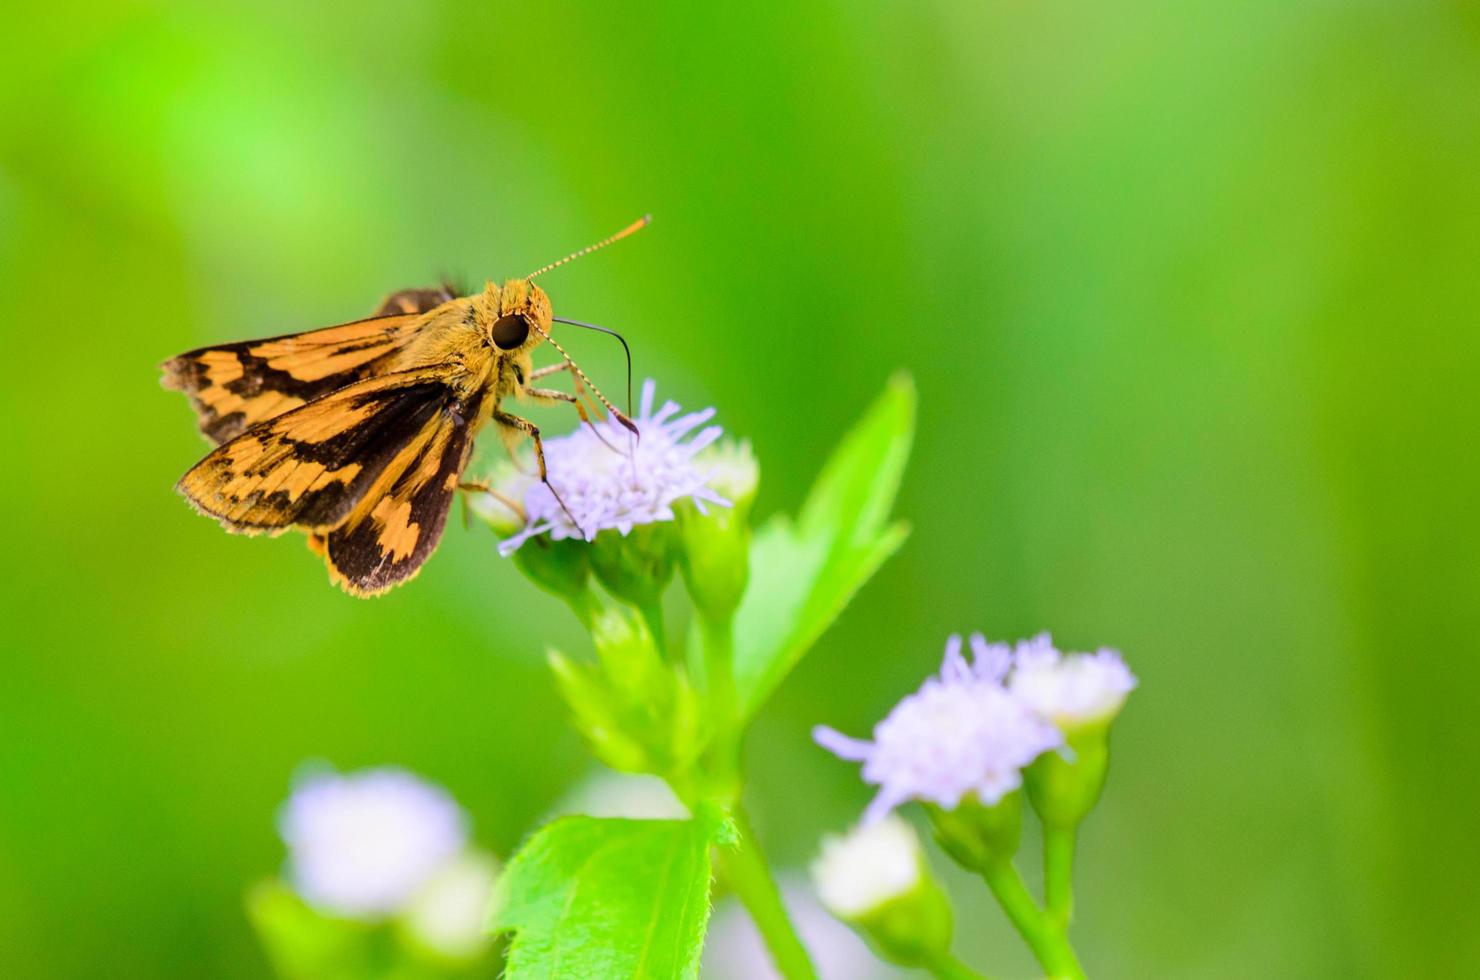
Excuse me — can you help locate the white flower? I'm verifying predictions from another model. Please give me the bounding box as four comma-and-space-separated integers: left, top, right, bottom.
1007, 633, 1137, 728
400, 851, 499, 961
810, 816, 923, 920
815, 635, 1062, 823
279, 767, 468, 919
492, 379, 730, 554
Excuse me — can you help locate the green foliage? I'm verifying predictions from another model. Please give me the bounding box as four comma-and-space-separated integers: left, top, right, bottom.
733, 373, 915, 718
488, 816, 718, 980
547, 601, 705, 777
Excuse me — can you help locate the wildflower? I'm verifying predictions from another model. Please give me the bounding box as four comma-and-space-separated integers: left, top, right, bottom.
278, 767, 468, 919
814, 635, 1062, 824
811, 816, 925, 920
1006, 633, 1137, 729
399, 852, 500, 961
491, 379, 730, 555
811, 817, 954, 968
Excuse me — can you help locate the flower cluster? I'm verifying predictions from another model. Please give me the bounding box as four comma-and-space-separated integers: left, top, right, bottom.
492, 379, 730, 554
268, 766, 498, 966
279, 766, 468, 918
815, 633, 1135, 822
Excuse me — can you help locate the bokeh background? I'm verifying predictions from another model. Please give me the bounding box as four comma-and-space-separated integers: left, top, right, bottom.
3, 2, 1478, 977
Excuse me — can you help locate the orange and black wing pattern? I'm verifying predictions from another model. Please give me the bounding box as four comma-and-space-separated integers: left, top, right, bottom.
321, 384, 488, 595
161, 313, 428, 445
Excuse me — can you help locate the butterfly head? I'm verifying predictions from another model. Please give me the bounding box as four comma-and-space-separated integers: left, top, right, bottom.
479, 278, 552, 353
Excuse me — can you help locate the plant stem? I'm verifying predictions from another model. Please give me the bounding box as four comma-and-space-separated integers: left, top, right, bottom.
925, 951, 994, 980
637, 598, 667, 659
979, 860, 1085, 980
1043, 824, 1076, 927
701, 612, 740, 797
718, 806, 818, 980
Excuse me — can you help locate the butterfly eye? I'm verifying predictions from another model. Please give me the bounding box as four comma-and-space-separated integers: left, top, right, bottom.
492, 314, 530, 350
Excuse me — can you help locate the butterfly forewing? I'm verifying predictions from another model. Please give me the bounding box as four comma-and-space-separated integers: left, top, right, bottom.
177, 366, 459, 535
162, 312, 427, 444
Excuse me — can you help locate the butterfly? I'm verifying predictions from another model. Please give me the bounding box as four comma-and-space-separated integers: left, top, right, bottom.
163, 217, 647, 596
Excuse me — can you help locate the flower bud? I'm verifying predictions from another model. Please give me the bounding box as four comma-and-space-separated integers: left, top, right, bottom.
1007, 638, 1136, 829
397, 851, 500, 963
677, 442, 756, 622
811, 816, 954, 967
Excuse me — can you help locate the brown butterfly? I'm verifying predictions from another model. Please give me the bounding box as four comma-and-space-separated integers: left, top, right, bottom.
163, 217, 647, 596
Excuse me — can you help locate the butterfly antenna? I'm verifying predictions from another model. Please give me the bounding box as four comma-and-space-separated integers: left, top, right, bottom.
526, 215, 651, 281
529, 322, 639, 437
554, 317, 634, 420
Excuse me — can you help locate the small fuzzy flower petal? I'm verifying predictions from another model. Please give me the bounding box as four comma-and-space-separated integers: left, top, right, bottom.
401, 852, 499, 960
494, 379, 731, 554
1007, 634, 1137, 727
279, 767, 468, 919
816, 638, 1063, 823
811, 815, 923, 919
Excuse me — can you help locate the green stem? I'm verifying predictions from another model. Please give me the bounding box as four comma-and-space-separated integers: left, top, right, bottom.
979, 861, 1085, 980
636, 598, 668, 659
925, 951, 994, 980
701, 613, 740, 797
1043, 824, 1076, 927
719, 806, 817, 980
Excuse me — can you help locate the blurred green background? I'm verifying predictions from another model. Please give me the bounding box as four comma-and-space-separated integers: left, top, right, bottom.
3, 1, 1478, 977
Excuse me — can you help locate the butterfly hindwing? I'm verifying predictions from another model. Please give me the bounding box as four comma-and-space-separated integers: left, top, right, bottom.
176, 366, 459, 534
323, 387, 487, 596
161, 313, 427, 445
373, 283, 460, 317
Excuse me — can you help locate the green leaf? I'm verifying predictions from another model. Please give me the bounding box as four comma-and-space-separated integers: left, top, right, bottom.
488, 816, 716, 980
733, 373, 915, 718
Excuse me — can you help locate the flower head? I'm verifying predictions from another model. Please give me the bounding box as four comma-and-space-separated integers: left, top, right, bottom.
399, 851, 499, 961
815, 635, 1062, 823
279, 767, 468, 919
492, 379, 730, 555
1007, 633, 1137, 728
810, 815, 924, 920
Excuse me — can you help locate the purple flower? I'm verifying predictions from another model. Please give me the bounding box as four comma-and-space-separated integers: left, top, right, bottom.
814, 635, 1063, 823
490, 379, 730, 554
278, 767, 468, 919
1006, 633, 1137, 728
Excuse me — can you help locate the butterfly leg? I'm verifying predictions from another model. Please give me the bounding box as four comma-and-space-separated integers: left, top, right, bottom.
457, 477, 527, 522
493, 409, 585, 537
525, 386, 624, 454
527, 361, 637, 435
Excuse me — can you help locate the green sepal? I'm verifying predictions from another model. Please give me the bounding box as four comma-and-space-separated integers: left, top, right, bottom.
851, 874, 955, 969
1027, 721, 1113, 830
925, 790, 1024, 873
589, 523, 678, 610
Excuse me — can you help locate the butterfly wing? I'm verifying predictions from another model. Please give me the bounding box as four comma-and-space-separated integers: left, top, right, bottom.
322, 386, 490, 596
162, 313, 428, 445
177, 365, 460, 535
373, 283, 460, 316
